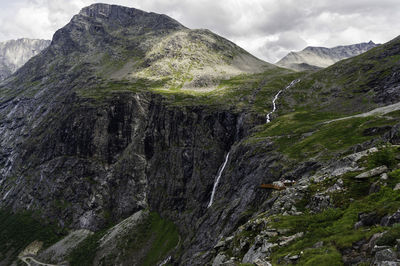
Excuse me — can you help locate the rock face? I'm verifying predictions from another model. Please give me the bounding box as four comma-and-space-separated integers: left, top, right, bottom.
0, 38, 50, 81
2, 3, 400, 266
276, 41, 379, 71
0, 3, 279, 265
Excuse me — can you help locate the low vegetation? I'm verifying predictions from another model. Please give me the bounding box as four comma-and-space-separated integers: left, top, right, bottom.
69, 212, 179, 266
0, 210, 65, 263
269, 187, 400, 265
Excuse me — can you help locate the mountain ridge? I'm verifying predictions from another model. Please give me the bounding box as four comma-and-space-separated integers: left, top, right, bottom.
0, 38, 50, 81
277, 40, 379, 71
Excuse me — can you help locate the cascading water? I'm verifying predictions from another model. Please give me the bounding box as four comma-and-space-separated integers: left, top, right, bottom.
206, 79, 300, 208
266, 79, 300, 123
207, 152, 230, 208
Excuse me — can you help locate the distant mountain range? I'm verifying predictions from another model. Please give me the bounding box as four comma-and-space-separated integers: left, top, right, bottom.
276, 41, 379, 71
0, 38, 50, 81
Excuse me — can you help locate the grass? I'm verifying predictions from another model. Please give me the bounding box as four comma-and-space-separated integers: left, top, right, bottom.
250, 112, 400, 161
68, 212, 179, 266
376, 224, 400, 246
152, 69, 302, 112
367, 146, 397, 169
269, 187, 400, 265
0, 209, 65, 263
69, 228, 108, 266
283, 36, 400, 115
299, 246, 343, 266
140, 212, 180, 266
75, 78, 168, 101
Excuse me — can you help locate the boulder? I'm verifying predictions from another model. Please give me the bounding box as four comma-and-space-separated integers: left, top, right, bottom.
212, 253, 227, 266
381, 209, 400, 226
381, 173, 389, 181
372, 248, 400, 265
279, 232, 304, 246
354, 212, 381, 229
355, 166, 388, 179
308, 193, 332, 213
370, 181, 381, 194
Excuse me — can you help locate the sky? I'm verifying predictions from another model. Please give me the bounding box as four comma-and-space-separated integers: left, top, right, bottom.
0, 0, 400, 63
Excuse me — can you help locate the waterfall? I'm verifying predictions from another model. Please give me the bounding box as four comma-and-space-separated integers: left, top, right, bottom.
207, 152, 230, 208
266, 79, 300, 123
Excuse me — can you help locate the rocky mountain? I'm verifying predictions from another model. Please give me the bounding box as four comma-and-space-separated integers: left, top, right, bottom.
276, 41, 379, 71
0, 38, 50, 81
1, 3, 400, 266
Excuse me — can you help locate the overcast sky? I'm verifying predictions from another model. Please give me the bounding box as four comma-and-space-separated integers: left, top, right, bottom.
0, 0, 399, 62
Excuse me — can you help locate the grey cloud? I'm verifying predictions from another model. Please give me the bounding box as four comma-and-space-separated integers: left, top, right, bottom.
0, 0, 400, 63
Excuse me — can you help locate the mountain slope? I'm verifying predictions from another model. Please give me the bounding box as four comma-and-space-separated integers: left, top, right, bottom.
0, 38, 50, 81
2, 3, 400, 266
210, 34, 400, 265
276, 41, 379, 71
0, 4, 285, 265
283, 35, 400, 115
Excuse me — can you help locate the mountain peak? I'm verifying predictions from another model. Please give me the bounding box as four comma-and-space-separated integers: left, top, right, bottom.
79, 3, 143, 20
76, 3, 185, 30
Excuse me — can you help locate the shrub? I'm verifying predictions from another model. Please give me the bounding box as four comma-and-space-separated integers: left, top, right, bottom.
376, 224, 400, 246
368, 147, 397, 169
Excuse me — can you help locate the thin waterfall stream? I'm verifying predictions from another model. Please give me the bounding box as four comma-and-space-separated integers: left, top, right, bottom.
207, 152, 230, 208
266, 79, 300, 123
206, 80, 300, 208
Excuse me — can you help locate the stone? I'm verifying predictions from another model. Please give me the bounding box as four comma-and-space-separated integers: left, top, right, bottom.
242, 244, 263, 264
354, 221, 364, 230
357, 212, 381, 227
308, 193, 332, 212
373, 245, 393, 254
327, 179, 344, 193
373, 248, 399, 265
214, 240, 226, 249
264, 231, 278, 237
381, 209, 400, 226
363, 233, 385, 252
254, 258, 272, 266
212, 253, 227, 266
370, 181, 381, 194
279, 232, 304, 246
363, 126, 393, 136
381, 173, 389, 180
313, 241, 324, 248
355, 166, 388, 179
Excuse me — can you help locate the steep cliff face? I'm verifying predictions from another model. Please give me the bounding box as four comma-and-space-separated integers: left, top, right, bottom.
0, 3, 286, 265
0, 38, 50, 81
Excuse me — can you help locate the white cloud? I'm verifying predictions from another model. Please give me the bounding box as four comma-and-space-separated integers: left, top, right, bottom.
0, 0, 399, 62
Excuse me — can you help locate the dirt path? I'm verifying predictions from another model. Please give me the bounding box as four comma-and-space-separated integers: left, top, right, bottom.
20, 256, 61, 266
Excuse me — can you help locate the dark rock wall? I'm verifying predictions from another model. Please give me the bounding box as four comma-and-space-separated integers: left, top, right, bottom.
0, 88, 284, 264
